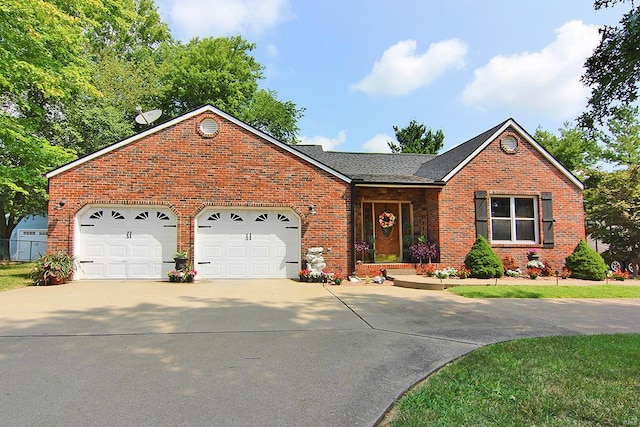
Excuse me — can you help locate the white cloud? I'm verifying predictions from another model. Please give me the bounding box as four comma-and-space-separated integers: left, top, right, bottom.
361, 133, 394, 153
351, 39, 467, 96
163, 0, 293, 40
300, 131, 346, 151
461, 20, 601, 119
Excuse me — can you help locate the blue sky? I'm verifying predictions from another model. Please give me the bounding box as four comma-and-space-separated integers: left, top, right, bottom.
154, 0, 627, 153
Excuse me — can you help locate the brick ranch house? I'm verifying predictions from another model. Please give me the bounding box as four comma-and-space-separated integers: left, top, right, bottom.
46, 105, 585, 280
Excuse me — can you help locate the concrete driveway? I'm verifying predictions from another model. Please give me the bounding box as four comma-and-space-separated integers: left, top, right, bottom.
1, 280, 639, 427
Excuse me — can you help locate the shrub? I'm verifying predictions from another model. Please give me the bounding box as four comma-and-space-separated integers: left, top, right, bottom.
30, 251, 76, 286
565, 239, 608, 281
464, 236, 504, 279
502, 255, 519, 272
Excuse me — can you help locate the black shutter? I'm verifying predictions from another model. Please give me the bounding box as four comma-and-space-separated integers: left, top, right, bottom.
474, 191, 488, 239
541, 192, 554, 247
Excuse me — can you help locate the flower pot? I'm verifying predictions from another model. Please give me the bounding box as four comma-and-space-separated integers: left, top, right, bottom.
46, 276, 63, 286
174, 258, 187, 271
527, 253, 540, 261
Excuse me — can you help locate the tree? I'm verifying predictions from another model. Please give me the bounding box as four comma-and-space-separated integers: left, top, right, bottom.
156, 36, 304, 143
0, 0, 95, 257
388, 119, 444, 154
584, 167, 640, 276
158, 37, 263, 117
580, 0, 640, 129
464, 235, 504, 279
599, 106, 640, 167
240, 89, 305, 144
565, 239, 609, 280
0, 116, 76, 259
534, 122, 600, 177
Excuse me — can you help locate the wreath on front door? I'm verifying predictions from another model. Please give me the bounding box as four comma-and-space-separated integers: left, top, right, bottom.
378, 211, 396, 237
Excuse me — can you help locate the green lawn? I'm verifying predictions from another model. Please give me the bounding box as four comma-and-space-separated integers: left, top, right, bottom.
381, 334, 640, 426
448, 284, 640, 298
0, 262, 34, 291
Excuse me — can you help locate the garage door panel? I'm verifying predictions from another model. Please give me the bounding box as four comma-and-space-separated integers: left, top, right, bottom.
251, 245, 270, 259
196, 209, 300, 279
107, 244, 128, 258
77, 206, 176, 280
106, 262, 127, 278
228, 247, 246, 258
251, 264, 270, 277
228, 264, 246, 277
129, 262, 155, 278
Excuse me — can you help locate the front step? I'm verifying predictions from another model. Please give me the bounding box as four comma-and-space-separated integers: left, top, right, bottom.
385, 268, 417, 277
393, 275, 445, 291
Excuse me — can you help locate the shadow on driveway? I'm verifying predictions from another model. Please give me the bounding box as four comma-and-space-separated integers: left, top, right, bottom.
0, 280, 638, 427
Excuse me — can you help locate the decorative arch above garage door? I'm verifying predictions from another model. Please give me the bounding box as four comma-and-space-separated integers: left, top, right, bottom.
195, 208, 301, 279
76, 206, 177, 279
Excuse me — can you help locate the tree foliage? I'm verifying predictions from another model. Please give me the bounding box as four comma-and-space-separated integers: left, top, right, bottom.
585, 167, 640, 276
388, 119, 444, 154
464, 235, 504, 279
157, 37, 305, 143
598, 106, 640, 167
565, 239, 609, 281
0, 0, 305, 252
240, 89, 305, 144
534, 122, 600, 177
580, 0, 640, 129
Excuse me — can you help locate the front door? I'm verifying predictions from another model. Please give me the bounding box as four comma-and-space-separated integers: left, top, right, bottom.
362, 202, 412, 263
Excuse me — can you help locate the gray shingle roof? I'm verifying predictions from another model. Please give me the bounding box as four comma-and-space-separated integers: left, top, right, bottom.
293, 119, 511, 185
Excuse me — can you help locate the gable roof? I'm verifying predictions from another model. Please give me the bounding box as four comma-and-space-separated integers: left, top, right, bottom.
45, 105, 351, 183
297, 118, 583, 190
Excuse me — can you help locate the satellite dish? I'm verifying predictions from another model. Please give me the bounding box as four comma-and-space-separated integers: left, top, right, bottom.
135, 107, 162, 125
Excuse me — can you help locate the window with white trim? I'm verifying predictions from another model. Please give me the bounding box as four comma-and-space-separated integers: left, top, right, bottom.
490, 197, 538, 243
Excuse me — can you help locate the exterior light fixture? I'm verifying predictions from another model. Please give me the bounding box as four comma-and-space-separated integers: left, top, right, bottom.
54, 200, 65, 210
308, 205, 317, 215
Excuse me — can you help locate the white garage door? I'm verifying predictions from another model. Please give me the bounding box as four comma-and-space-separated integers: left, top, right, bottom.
76, 206, 177, 279
196, 209, 300, 279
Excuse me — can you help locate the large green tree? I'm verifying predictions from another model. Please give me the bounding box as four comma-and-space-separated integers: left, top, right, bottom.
580, 0, 640, 129
583, 106, 640, 275
585, 166, 640, 276
388, 119, 444, 154
534, 122, 600, 177
157, 36, 304, 143
0, 0, 93, 256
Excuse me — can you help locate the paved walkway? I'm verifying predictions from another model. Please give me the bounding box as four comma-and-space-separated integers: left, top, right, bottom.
1, 280, 639, 427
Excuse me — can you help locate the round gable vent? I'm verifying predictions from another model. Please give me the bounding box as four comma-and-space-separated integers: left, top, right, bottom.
501, 136, 518, 154
199, 118, 219, 137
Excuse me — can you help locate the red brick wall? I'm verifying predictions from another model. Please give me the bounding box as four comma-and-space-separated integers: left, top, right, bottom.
438, 127, 585, 272
47, 111, 352, 275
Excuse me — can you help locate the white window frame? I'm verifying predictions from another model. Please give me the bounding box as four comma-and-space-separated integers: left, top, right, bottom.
490, 196, 539, 244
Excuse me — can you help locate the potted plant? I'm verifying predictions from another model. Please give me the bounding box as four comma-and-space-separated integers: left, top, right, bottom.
409, 236, 439, 265
354, 240, 370, 263
527, 248, 540, 261
174, 249, 188, 270
30, 251, 76, 286
168, 267, 197, 283
299, 269, 310, 282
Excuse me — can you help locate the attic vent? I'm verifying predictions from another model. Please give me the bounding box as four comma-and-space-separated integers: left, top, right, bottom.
501, 136, 518, 154
199, 118, 219, 137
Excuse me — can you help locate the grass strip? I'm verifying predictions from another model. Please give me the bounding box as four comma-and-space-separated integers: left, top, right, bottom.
382, 334, 640, 426
448, 285, 640, 298
0, 262, 35, 291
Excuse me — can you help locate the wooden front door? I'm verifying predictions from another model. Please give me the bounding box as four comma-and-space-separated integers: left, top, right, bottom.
374, 204, 401, 262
